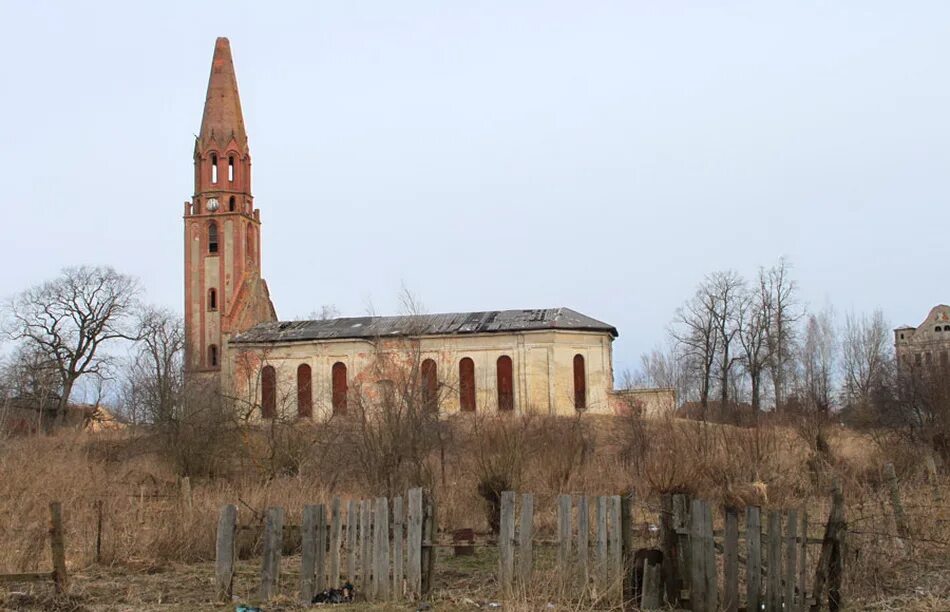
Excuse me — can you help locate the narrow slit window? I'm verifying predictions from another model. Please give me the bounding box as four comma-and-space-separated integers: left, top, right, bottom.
261, 365, 276, 418
211, 153, 218, 183
297, 364, 312, 418
332, 362, 348, 415
208, 344, 218, 367
208, 222, 218, 254
208, 288, 217, 311
421, 358, 438, 412
228, 156, 235, 182
229, 196, 236, 212
459, 357, 476, 412
573, 354, 587, 411
496, 355, 513, 412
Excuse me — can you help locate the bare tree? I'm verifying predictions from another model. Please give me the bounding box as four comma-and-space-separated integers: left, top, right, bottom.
736, 272, 772, 413
762, 258, 801, 410
710, 270, 745, 410
671, 283, 719, 414
626, 341, 693, 406
841, 309, 891, 414
3, 266, 141, 424
798, 307, 838, 416
120, 306, 184, 425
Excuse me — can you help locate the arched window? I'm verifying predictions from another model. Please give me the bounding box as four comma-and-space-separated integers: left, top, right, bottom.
208, 288, 217, 311
246, 224, 255, 262
208, 344, 218, 367
459, 357, 476, 412
261, 365, 276, 418
573, 354, 587, 411
210, 153, 218, 183
936, 326, 943, 332
944, 326, 950, 332
297, 364, 312, 418
229, 196, 236, 212
332, 362, 348, 415
208, 222, 218, 254
421, 358, 438, 412
228, 156, 235, 182
496, 356, 513, 412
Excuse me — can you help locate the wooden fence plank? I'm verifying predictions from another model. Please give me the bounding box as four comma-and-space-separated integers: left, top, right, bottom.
215, 504, 237, 602
347, 500, 358, 585
421, 492, 436, 596
393, 496, 404, 598
702, 502, 717, 612
329, 497, 341, 588
360, 500, 372, 593
300, 505, 318, 603
884, 462, 909, 538
596, 496, 608, 595
799, 510, 808, 611
673, 494, 691, 605
259, 507, 284, 601
576, 495, 589, 592
767, 511, 782, 612
518, 493, 534, 586
407, 488, 423, 598
785, 509, 798, 609
621, 492, 635, 605
723, 508, 739, 612
608, 495, 622, 603
49, 502, 67, 593
811, 481, 846, 612
641, 557, 661, 610
747, 506, 762, 612
689, 499, 706, 612
499, 491, 516, 593
315, 504, 327, 593
558, 494, 572, 578
375, 497, 391, 600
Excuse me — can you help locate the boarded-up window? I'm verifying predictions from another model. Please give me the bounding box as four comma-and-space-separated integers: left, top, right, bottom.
573, 354, 587, 411
208, 344, 218, 367
332, 362, 348, 415
497, 355, 513, 412
421, 358, 438, 412
459, 357, 476, 412
297, 364, 312, 418
261, 365, 276, 419
208, 222, 218, 254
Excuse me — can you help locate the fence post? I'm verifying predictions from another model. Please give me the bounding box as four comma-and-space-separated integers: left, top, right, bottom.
215, 504, 237, 602
180, 477, 193, 515
557, 494, 573, 578
608, 495, 623, 604
421, 492, 436, 597
746, 506, 761, 612
393, 495, 405, 598
259, 507, 285, 601
576, 495, 589, 592
347, 500, 358, 585
360, 499, 372, 594
407, 488, 423, 598
689, 499, 706, 612
673, 494, 691, 606
300, 505, 319, 603
883, 462, 909, 538
767, 511, 782, 612
620, 492, 635, 605
702, 502, 717, 612
798, 510, 808, 611
723, 507, 739, 612
641, 557, 662, 610
94, 499, 104, 565
811, 481, 846, 612
596, 496, 608, 595
375, 497, 391, 600
329, 497, 341, 588
785, 509, 798, 609
315, 504, 327, 594
518, 493, 534, 587
499, 491, 516, 594
659, 494, 677, 605
49, 502, 67, 594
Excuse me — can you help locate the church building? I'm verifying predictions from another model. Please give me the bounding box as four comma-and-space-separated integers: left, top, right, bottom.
183, 38, 620, 418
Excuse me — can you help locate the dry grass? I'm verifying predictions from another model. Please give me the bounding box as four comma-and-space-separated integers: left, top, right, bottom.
0, 414, 948, 609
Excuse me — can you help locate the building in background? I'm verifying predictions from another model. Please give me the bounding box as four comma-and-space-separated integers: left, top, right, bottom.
894, 304, 950, 369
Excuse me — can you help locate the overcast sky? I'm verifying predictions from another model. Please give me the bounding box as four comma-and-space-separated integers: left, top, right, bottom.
1, 1, 947, 375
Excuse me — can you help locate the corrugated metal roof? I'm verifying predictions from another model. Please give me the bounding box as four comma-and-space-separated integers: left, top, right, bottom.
230, 307, 618, 344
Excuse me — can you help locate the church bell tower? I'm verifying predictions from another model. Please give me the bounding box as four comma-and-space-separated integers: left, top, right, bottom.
184, 37, 276, 385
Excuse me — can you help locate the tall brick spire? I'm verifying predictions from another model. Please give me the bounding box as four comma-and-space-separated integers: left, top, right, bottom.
198, 37, 248, 152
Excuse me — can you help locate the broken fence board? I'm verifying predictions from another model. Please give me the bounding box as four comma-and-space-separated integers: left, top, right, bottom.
499, 491, 516, 593
747, 506, 762, 612
393, 496, 404, 598
259, 507, 284, 602
215, 505, 237, 602
300, 505, 319, 603
518, 493, 534, 586
329, 497, 342, 588
407, 488, 423, 599
723, 508, 739, 612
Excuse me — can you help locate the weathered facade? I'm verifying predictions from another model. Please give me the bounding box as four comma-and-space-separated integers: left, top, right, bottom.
895, 304, 950, 369
183, 38, 618, 417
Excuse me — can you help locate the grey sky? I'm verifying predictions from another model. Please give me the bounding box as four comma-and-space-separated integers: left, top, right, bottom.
1, 1, 947, 375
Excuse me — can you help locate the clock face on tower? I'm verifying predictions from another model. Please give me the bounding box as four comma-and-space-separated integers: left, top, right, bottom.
206, 198, 219, 212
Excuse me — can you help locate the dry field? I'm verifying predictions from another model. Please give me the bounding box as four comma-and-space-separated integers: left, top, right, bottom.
0, 414, 947, 611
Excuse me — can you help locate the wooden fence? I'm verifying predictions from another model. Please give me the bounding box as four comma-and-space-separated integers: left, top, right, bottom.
0, 502, 67, 593
497, 487, 846, 611
215, 487, 434, 603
